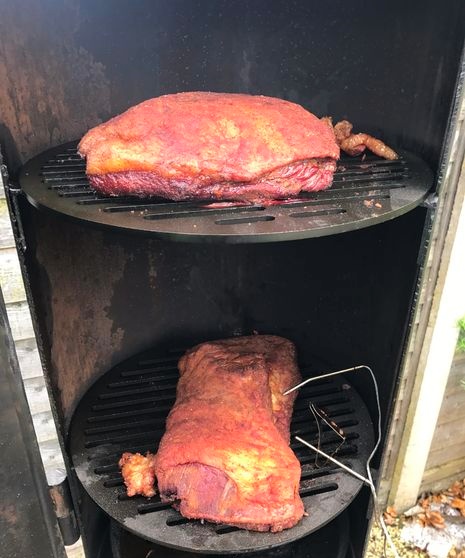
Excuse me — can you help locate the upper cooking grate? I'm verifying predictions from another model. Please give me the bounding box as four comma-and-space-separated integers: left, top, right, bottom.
69, 344, 374, 554
19, 142, 433, 243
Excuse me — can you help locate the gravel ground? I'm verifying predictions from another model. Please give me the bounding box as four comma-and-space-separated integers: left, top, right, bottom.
366, 519, 428, 558
365, 479, 465, 557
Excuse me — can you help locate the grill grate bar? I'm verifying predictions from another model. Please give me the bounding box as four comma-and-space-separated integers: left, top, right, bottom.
88, 443, 157, 462
62, 180, 404, 209
84, 429, 165, 449
48, 182, 89, 190
335, 165, 407, 175
102, 200, 239, 213
53, 155, 82, 161
294, 391, 343, 407
292, 418, 358, 437
144, 207, 267, 221
299, 463, 345, 480
337, 157, 407, 168
98, 384, 177, 399
299, 482, 338, 497
58, 190, 95, 198
107, 375, 179, 388
138, 355, 184, 365
97, 457, 354, 492
91, 394, 177, 411
332, 172, 409, 184
42, 173, 86, 181
85, 417, 168, 435
76, 196, 156, 206
98, 460, 346, 481
104, 478, 125, 488
138, 501, 173, 513
41, 166, 85, 173
87, 405, 173, 423
307, 182, 404, 193
121, 365, 179, 377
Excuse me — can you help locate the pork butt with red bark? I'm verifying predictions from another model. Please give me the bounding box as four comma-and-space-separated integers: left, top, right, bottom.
153, 335, 304, 532
78, 92, 339, 203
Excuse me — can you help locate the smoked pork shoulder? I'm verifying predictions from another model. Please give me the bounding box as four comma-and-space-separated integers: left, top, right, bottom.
119, 335, 305, 532
78, 92, 339, 203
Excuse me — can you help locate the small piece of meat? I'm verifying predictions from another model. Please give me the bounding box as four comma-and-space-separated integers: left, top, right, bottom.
119, 452, 156, 497
333, 120, 398, 160
333, 119, 353, 143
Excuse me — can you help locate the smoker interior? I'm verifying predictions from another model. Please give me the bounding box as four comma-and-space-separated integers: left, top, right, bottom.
20, 205, 425, 556
1, 0, 464, 557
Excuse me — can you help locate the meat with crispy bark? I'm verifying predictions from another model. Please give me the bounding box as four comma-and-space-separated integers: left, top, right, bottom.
153, 335, 303, 532
119, 335, 304, 532
118, 452, 156, 498
78, 92, 339, 203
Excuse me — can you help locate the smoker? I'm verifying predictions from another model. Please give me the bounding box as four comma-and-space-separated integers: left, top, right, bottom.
1, 1, 465, 557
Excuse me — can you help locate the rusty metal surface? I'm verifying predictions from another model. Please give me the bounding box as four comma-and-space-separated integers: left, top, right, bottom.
49, 479, 80, 546
0, 286, 65, 558
0, 0, 110, 172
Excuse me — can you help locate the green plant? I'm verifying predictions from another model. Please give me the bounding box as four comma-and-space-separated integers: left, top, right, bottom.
458, 316, 465, 353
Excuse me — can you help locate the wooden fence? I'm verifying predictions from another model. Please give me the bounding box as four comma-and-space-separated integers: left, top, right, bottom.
421, 351, 465, 493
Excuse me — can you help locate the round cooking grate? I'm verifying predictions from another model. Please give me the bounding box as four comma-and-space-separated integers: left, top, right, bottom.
69, 345, 374, 554
20, 142, 432, 243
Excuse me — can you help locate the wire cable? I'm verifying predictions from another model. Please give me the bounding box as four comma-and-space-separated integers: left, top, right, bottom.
287, 365, 401, 558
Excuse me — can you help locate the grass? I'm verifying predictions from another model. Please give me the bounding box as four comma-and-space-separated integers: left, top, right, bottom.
458, 316, 465, 354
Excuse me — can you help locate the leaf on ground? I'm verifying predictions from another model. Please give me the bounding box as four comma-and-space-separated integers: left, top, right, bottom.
417, 510, 446, 530
419, 497, 430, 509
383, 505, 398, 525
447, 481, 464, 498
383, 511, 396, 525
450, 498, 465, 511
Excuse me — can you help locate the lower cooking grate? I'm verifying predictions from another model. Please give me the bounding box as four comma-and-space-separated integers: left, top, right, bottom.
20, 142, 433, 242
69, 345, 374, 554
